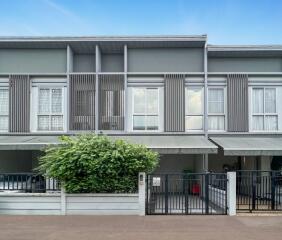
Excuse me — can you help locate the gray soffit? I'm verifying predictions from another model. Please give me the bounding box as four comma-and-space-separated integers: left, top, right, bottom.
208, 45, 282, 57
0, 35, 207, 53
0, 135, 217, 154
210, 136, 282, 156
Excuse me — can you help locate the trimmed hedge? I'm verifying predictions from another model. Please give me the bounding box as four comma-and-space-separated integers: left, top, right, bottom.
38, 134, 159, 193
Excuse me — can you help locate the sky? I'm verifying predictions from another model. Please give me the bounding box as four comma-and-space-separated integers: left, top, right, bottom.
0, 0, 282, 44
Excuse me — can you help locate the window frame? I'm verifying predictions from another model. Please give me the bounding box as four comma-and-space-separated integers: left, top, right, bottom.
31, 84, 67, 133
251, 87, 279, 132
207, 87, 227, 132
131, 87, 162, 132
0, 87, 9, 132
185, 86, 204, 131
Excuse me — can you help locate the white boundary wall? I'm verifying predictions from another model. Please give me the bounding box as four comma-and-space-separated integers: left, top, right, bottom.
0, 173, 146, 216
0, 193, 62, 215
0, 192, 140, 215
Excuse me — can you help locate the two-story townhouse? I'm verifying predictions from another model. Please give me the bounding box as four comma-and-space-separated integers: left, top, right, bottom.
0, 36, 281, 177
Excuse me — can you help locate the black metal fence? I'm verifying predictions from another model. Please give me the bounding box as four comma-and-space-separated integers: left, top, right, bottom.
236, 170, 282, 212
146, 173, 227, 215
0, 173, 60, 193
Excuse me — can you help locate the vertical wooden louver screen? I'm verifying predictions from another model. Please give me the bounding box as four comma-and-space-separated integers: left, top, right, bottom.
69, 74, 96, 130
9, 75, 30, 132
164, 74, 185, 132
227, 74, 249, 132
99, 74, 124, 130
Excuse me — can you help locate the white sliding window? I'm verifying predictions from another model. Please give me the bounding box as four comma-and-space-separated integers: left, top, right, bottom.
185, 87, 203, 130
35, 87, 65, 131
132, 88, 160, 131
208, 88, 225, 131
252, 88, 278, 131
0, 88, 9, 132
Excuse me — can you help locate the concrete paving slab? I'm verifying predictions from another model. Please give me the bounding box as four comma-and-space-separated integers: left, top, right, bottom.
0, 215, 282, 240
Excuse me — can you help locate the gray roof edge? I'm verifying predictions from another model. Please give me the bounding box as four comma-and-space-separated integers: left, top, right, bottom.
0, 35, 207, 42
208, 44, 282, 51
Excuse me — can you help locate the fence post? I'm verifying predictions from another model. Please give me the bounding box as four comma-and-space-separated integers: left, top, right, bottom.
61, 185, 66, 215
205, 173, 209, 214
271, 171, 275, 210
138, 172, 146, 216
165, 174, 169, 214
227, 172, 236, 216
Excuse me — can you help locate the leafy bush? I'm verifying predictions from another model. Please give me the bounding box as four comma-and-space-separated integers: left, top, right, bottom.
38, 134, 159, 193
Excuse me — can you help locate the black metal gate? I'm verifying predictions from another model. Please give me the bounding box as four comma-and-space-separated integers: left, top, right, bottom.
146, 173, 227, 215
236, 171, 282, 212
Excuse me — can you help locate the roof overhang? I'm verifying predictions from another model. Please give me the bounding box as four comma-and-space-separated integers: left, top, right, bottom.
208, 45, 282, 57
0, 35, 207, 53
0, 135, 217, 154
210, 136, 282, 156
111, 135, 217, 154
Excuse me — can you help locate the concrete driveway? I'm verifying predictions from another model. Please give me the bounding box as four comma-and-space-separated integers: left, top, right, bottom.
0, 215, 282, 240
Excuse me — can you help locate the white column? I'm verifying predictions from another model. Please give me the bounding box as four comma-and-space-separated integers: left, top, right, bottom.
138, 172, 146, 216
61, 186, 66, 215
95, 45, 101, 132
227, 172, 236, 216
124, 44, 128, 132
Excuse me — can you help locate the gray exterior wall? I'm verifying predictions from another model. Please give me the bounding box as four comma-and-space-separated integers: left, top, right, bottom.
101, 54, 124, 72
0, 49, 67, 73
128, 48, 204, 72
9, 75, 30, 132
164, 74, 185, 132
154, 154, 196, 173
0, 150, 33, 173
73, 54, 96, 72
227, 74, 249, 132
208, 57, 282, 72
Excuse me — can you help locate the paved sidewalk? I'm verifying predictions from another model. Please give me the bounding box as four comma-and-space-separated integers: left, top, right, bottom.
0, 215, 282, 240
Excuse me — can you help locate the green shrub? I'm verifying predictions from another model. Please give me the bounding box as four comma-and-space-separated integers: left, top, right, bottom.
38, 134, 159, 193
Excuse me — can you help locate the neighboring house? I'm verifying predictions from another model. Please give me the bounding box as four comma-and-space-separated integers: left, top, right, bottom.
0, 35, 281, 175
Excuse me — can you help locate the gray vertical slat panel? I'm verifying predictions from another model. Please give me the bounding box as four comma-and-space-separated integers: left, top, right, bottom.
227, 74, 249, 132
69, 74, 96, 130
9, 75, 30, 132
164, 74, 185, 132
99, 74, 124, 130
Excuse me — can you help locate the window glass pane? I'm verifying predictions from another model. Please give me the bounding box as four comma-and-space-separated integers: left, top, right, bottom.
39, 89, 50, 114
265, 88, 276, 113
208, 116, 225, 130
51, 89, 62, 113
252, 88, 264, 114
133, 89, 145, 114
0, 89, 9, 115
209, 89, 224, 101
186, 88, 203, 115
133, 116, 145, 130
147, 89, 158, 114
265, 116, 278, 131
38, 116, 49, 131
209, 102, 224, 114
186, 116, 203, 130
208, 89, 224, 113
147, 116, 159, 130
252, 116, 264, 131
0, 116, 8, 131
51, 116, 63, 131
